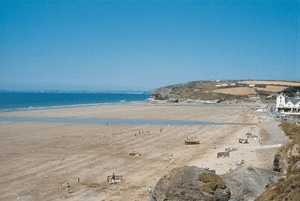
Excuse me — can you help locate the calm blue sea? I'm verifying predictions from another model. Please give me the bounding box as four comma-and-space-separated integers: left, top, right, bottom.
0, 92, 151, 111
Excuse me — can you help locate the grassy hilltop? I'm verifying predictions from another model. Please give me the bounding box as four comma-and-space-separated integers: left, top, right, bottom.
151, 80, 300, 102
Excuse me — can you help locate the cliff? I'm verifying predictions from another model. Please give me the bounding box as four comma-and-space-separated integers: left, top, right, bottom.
255, 123, 300, 201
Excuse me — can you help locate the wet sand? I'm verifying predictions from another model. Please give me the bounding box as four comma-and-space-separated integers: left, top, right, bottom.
0, 102, 287, 200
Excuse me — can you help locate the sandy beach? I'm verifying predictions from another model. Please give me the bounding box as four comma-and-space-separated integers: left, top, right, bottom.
0, 102, 288, 201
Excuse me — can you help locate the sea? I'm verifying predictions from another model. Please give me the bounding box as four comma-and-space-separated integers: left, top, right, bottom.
0, 92, 151, 111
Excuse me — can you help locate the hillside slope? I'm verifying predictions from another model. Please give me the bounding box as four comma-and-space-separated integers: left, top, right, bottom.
255, 123, 300, 201
151, 80, 285, 102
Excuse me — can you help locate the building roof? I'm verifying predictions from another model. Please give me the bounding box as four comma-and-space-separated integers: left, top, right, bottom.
286, 98, 300, 105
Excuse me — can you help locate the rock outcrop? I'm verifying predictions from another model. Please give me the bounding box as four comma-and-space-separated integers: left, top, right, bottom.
151, 166, 280, 201
222, 166, 280, 201
151, 166, 231, 201
273, 154, 289, 175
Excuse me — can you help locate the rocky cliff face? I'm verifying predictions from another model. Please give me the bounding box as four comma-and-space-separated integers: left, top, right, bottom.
222, 166, 280, 201
150, 166, 280, 201
151, 166, 231, 201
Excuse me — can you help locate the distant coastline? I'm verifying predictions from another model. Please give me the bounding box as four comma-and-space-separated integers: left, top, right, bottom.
0, 89, 150, 94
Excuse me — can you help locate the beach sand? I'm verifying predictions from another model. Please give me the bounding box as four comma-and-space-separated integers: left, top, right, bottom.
0, 102, 288, 200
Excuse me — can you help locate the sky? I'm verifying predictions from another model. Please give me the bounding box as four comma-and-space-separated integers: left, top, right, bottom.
1, 0, 299, 91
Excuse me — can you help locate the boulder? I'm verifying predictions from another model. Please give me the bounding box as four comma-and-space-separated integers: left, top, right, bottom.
273, 154, 289, 175
221, 166, 280, 201
167, 98, 179, 103
151, 92, 168, 100
289, 144, 300, 157
151, 166, 231, 201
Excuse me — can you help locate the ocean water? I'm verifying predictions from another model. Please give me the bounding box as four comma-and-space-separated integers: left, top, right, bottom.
0, 92, 151, 111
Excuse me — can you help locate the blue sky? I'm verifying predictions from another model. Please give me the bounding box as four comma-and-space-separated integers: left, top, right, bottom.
1, 0, 299, 91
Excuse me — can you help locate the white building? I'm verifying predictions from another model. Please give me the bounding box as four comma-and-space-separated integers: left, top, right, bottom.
216, 84, 228, 87
249, 95, 260, 100
276, 94, 300, 114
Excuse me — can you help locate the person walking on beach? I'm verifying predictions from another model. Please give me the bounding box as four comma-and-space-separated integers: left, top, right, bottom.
66, 183, 70, 193
148, 186, 152, 194
111, 173, 115, 184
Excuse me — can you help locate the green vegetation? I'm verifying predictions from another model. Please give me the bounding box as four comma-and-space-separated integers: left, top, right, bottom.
280, 123, 300, 142
255, 175, 300, 201
255, 123, 300, 201
198, 172, 226, 193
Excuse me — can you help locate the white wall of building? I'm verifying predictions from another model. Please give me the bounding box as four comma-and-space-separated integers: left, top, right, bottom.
276, 94, 300, 113
276, 94, 285, 110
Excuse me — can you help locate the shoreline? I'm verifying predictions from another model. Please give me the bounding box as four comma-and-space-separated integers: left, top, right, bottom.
0, 91, 151, 113
0, 94, 256, 114
0, 99, 146, 113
